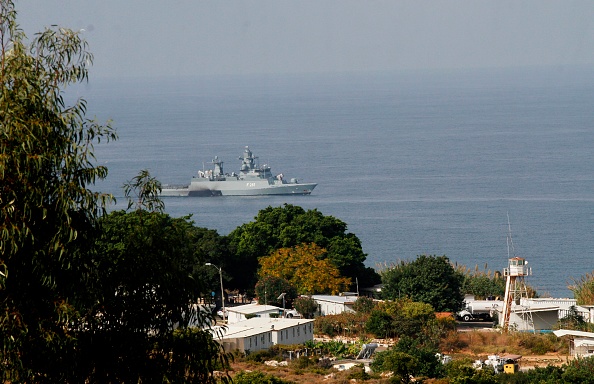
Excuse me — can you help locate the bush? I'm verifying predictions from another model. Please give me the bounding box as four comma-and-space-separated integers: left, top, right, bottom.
562, 355, 594, 384
347, 364, 370, 380
245, 349, 275, 363
353, 297, 376, 313
294, 296, 317, 319
518, 333, 558, 355
365, 309, 394, 338
291, 355, 313, 369
233, 371, 294, 384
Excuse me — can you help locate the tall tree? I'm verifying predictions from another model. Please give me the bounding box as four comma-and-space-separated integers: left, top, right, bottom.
227, 204, 380, 291
0, 3, 229, 380
381, 255, 464, 312
258, 243, 351, 295
82, 208, 229, 382
0, 2, 115, 380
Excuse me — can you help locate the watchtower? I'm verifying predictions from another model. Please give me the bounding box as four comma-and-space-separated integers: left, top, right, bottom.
502, 256, 532, 330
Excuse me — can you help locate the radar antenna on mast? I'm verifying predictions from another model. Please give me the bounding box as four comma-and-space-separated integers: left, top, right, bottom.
506, 212, 515, 259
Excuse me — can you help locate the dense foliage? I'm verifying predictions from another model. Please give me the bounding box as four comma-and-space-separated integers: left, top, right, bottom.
226, 204, 380, 291
255, 275, 298, 308
0, 3, 228, 380
458, 264, 506, 300
570, 271, 594, 305
233, 371, 294, 384
1, 2, 115, 380
381, 254, 465, 312
259, 243, 351, 294
293, 296, 318, 319
82, 209, 229, 382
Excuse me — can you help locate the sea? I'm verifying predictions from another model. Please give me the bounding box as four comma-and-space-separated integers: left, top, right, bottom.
79, 66, 594, 299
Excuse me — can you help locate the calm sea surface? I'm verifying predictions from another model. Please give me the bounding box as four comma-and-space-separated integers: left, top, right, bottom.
82, 67, 594, 298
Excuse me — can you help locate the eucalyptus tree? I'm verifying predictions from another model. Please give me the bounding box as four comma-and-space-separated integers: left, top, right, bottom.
0, 3, 229, 381
1, 1, 115, 380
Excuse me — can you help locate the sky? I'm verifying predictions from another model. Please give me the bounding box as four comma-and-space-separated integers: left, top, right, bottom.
14, 0, 594, 79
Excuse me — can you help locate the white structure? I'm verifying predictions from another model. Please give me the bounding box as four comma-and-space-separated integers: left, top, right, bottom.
214, 325, 273, 353
311, 294, 356, 316
502, 256, 533, 330
501, 303, 560, 331
213, 317, 314, 353
226, 303, 281, 324
239, 317, 315, 345
554, 330, 594, 357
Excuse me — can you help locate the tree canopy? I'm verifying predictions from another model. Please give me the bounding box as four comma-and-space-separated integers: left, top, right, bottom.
82, 209, 229, 382
1, 2, 115, 379
381, 255, 464, 312
0, 3, 228, 380
258, 243, 351, 295
226, 204, 380, 291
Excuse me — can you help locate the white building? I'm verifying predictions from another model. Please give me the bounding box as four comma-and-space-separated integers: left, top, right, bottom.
213, 317, 314, 353
238, 317, 315, 346
311, 295, 356, 316
214, 325, 273, 353
554, 329, 594, 357
226, 303, 281, 324
496, 298, 590, 332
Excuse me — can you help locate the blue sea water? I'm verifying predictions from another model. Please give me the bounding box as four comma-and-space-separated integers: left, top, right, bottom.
83, 67, 594, 299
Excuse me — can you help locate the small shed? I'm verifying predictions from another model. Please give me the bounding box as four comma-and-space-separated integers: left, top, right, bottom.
311, 295, 356, 316
506, 305, 561, 331
553, 329, 594, 357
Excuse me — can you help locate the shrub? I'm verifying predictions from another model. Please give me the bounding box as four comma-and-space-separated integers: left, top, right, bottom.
346, 364, 370, 380
245, 349, 275, 363
518, 333, 558, 355
233, 371, 294, 384
293, 296, 317, 319
562, 356, 594, 384
365, 309, 394, 338
291, 355, 313, 369
353, 296, 376, 313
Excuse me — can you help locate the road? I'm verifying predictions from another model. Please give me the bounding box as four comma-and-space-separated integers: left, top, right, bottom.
456, 320, 497, 331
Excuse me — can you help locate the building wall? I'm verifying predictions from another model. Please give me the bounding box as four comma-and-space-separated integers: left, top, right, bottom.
317, 300, 355, 316
508, 311, 559, 331
273, 322, 314, 345
223, 331, 273, 353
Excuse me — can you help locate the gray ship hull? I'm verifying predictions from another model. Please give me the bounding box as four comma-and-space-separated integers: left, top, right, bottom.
160, 146, 317, 197
161, 180, 316, 197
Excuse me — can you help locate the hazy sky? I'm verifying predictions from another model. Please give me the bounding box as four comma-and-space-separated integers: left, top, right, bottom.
14, 0, 594, 78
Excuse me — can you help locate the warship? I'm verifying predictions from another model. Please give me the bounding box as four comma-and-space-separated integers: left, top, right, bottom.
160, 146, 317, 196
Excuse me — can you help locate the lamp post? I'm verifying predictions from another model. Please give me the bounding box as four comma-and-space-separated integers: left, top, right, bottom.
277, 292, 286, 317
205, 263, 225, 322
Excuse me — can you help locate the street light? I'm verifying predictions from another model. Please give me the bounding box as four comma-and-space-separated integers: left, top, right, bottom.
205, 263, 225, 322
277, 292, 286, 317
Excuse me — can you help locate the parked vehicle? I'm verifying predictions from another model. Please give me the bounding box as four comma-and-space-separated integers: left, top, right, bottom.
457, 299, 502, 322
283, 309, 301, 318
